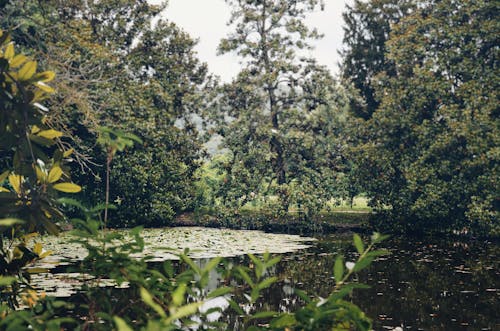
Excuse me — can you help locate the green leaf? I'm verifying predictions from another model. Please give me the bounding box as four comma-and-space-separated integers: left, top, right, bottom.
250, 288, 260, 303
270, 313, 297, 328
207, 287, 232, 299
249, 311, 278, 320
140, 287, 166, 318
334, 255, 344, 284
353, 234, 364, 254
203, 256, 222, 273
29, 134, 56, 147
228, 298, 244, 315
257, 276, 278, 290
371, 232, 390, 244
180, 254, 201, 275
172, 283, 187, 306
0, 276, 16, 286
53, 183, 82, 193
236, 267, 254, 287
165, 302, 202, 324
294, 289, 311, 303
353, 256, 375, 272
113, 317, 133, 331
57, 198, 86, 211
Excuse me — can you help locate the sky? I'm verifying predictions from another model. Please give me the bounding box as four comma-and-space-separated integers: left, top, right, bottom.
156, 0, 351, 82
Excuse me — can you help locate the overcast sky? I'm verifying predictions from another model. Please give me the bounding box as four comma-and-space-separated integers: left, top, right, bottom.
157, 0, 351, 82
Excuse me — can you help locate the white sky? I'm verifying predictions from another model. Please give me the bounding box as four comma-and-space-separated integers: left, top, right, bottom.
156, 0, 351, 82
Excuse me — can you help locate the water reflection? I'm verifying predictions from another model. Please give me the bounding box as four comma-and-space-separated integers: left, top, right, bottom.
37, 234, 499, 330
195, 235, 499, 330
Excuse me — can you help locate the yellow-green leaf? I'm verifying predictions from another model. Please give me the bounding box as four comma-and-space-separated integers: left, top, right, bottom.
63, 148, 74, 158
26, 268, 50, 274
0, 170, 9, 183
10, 54, 27, 68
47, 166, 63, 183
140, 287, 166, 318
31, 125, 41, 134
166, 302, 203, 324
35, 166, 46, 182
0, 218, 24, 227
33, 71, 55, 83
8, 174, 22, 194
0, 187, 9, 192
0, 276, 16, 286
37, 129, 63, 140
113, 317, 134, 331
39, 250, 52, 259
52, 183, 81, 193
4, 43, 14, 60
35, 82, 55, 93
33, 242, 42, 255
18, 60, 37, 81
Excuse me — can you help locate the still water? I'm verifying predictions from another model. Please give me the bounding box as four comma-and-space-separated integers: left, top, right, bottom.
215, 234, 499, 330
34, 229, 499, 330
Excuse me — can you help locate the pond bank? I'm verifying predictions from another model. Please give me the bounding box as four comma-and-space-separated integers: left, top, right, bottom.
173, 211, 372, 235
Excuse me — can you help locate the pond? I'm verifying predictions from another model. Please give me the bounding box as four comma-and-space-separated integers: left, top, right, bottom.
28, 227, 499, 330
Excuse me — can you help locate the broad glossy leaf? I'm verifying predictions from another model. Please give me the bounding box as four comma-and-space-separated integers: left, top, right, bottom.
33, 71, 55, 82
18, 60, 37, 81
4, 43, 14, 60
35, 166, 46, 182
37, 129, 63, 140
35, 82, 55, 93
10, 54, 27, 68
52, 182, 82, 193
47, 166, 63, 183
0, 170, 9, 183
8, 174, 22, 194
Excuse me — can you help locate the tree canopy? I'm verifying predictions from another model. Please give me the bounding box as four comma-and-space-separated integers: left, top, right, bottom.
350, 0, 499, 235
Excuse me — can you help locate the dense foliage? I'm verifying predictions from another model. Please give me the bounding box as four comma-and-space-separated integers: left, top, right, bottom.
209, 0, 349, 218
0, 29, 81, 307
340, 0, 416, 119
0, 0, 209, 227
348, 0, 499, 235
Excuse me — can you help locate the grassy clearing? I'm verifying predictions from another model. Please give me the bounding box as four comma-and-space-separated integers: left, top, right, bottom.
328, 196, 371, 212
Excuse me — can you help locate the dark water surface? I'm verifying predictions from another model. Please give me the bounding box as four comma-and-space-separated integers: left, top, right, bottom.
222, 234, 499, 330
43, 232, 499, 330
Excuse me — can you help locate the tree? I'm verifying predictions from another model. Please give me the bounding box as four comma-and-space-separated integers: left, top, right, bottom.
340, 0, 415, 119
353, 0, 499, 235
1, 1, 212, 226
214, 0, 344, 216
